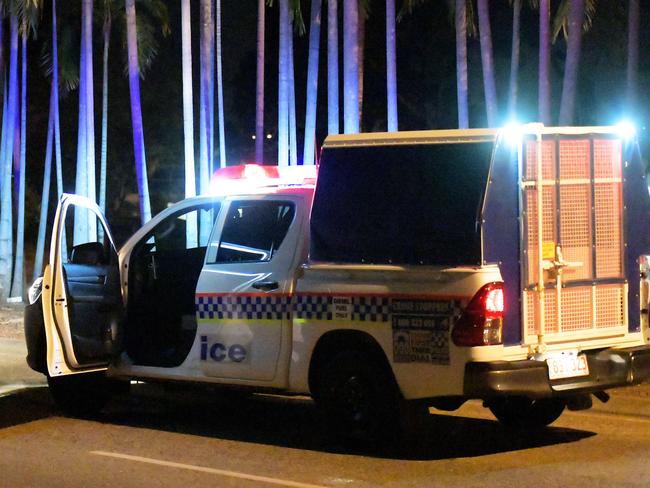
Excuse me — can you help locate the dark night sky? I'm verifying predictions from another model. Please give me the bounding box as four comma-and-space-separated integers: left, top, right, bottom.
19, 0, 650, 244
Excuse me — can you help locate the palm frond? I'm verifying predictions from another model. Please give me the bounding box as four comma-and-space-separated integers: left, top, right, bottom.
552, 0, 597, 43
289, 0, 305, 36
40, 24, 80, 92
397, 0, 426, 22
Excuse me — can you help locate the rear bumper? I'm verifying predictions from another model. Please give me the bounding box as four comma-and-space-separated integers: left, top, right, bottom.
464, 345, 650, 399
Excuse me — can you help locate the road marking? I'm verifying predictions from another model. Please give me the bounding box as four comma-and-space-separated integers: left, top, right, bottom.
89, 451, 331, 488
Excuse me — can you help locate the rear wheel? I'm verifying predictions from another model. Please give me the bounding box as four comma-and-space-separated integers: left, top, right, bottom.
313, 350, 400, 440
47, 373, 116, 417
488, 396, 566, 429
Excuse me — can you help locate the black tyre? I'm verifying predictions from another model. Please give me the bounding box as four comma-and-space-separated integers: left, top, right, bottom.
488, 396, 566, 429
313, 350, 400, 440
47, 373, 114, 417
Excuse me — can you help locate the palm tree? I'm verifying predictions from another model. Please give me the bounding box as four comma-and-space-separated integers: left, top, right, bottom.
386, 0, 398, 132
327, 0, 339, 135
557, 0, 585, 125
455, 0, 469, 128
34, 0, 64, 280
343, 0, 359, 134
626, 0, 639, 114
74, 0, 95, 245
181, 0, 197, 247
199, 0, 213, 242
126, 0, 152, 224
10, 21, 27, 298
477, 0, 498, 127
255, 0, 265, 162
507, 0, 535, 120
99, 0, 111, 218
538, 0, 551, 125
278, 0, 290, 166
288, 19, 297, 165
215, 0, 226, 168
303, 0, 322, 165
34, 86, 55, 281
0, 12, 19, 300
555, 0, 595, 125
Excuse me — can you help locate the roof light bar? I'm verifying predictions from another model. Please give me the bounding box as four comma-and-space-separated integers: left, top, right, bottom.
209, 164, 318, 196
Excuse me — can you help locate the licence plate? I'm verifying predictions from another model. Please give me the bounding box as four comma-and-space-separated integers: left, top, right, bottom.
546, 353, 589, 380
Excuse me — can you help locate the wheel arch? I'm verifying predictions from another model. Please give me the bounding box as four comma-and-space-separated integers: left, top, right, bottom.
307, 329, 399, 398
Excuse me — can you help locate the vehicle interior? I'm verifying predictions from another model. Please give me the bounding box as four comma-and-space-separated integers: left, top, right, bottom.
60, 211, 122, 366
126, 204, 219, 367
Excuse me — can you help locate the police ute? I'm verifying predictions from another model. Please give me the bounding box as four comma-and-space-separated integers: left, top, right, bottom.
24, 124, 650, 438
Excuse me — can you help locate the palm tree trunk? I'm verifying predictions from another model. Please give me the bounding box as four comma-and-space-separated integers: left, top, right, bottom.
507, 0, 521, 120
327, 0, 339, 135
288, 24, 297, 166
126, 0, 152, 225
455, 0, 469, 129
10, 27, 26, 299
538, 0, 551, 125
75, 0, 89, 245
357, 7, 365, 129
343, 0, 359, 134
255, 0, 265, 162
303, 0, 322, 165
626, 0, 639, 113
386, 0, 398, 132
477, 0, 498, 127
181, 0, 197, 248
83, 0, 97, 240
278, 0, 290, 166
558, 0, 585, 126
215, 0, 226, 168
0, 89, 6, 201
0, 13, 18, 301
34, 85, 56, 281
199, 0, 213, 243
52, 0, 63, 201
99, 4, 111, 217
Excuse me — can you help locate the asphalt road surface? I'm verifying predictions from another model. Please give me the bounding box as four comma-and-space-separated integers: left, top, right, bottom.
1, 380, 650, 488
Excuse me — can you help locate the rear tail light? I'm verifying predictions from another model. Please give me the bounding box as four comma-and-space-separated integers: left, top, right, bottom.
452, 282, 504, 347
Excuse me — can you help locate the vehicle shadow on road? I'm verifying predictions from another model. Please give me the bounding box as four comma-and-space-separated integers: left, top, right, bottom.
100, 384, 595, 461
0, 386, 54, 429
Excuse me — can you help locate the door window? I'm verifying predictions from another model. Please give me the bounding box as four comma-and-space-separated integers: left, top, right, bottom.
63, 206, 116, 265
209, 200, 295, 264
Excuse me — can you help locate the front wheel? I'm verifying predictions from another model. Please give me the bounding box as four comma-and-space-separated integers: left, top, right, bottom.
47, 373, 115, 417
488, 397, 566, 429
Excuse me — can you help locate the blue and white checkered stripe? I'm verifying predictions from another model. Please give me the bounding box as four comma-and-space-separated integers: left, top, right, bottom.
351, 296, 391, 322
196, 295, 291, 320
294, 295, 332, 320
294, 295, 391, 322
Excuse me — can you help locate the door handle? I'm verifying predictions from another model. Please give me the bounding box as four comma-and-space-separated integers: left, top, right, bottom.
251, 281, 279, 291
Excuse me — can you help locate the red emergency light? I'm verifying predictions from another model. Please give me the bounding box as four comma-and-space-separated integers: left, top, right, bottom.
210, 164, 318, 195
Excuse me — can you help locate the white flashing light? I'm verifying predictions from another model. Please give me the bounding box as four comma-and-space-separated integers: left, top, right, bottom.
501, 123, 524, 146
210, 163, 317, 196
615, 120, 636, 140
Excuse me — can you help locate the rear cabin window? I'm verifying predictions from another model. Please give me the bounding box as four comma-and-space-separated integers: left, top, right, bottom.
213, 200, 296, 263
310, 142, 493, 265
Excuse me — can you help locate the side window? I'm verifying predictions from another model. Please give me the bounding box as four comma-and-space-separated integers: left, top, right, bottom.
147, 204, 220, 253
63, 206, 114, 265
211, 200, 295, 264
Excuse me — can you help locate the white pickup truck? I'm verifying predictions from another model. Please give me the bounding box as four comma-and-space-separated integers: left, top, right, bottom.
25, 125, 650, 437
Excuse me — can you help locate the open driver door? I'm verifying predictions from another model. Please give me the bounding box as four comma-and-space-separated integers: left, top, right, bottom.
43, 194, 123, 377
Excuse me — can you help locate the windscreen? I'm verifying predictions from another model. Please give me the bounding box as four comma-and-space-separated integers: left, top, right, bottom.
310, 142, 493, 265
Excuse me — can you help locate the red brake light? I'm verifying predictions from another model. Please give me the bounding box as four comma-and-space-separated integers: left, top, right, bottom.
452, 282, 504, 347
485, 287, 504, 315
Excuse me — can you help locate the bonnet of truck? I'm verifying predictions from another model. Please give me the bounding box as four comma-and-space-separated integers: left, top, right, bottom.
483, 127, 650, 353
